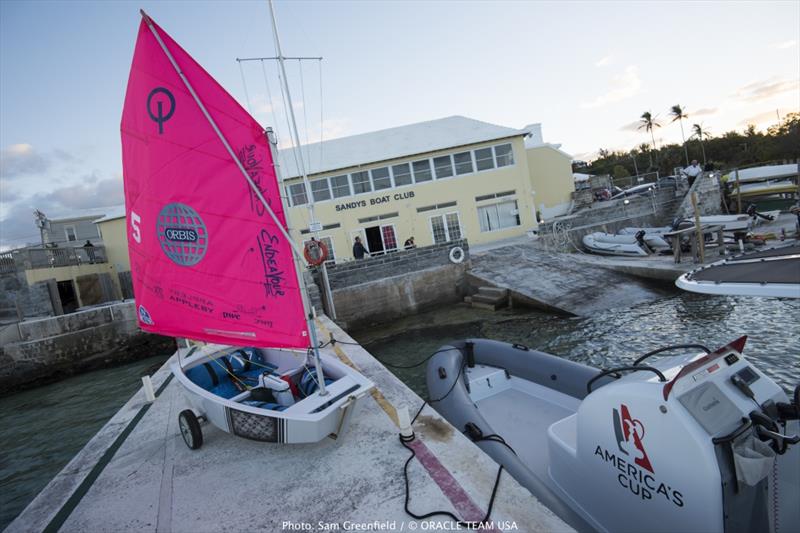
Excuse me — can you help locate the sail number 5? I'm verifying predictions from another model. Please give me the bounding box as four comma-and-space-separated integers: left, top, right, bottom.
131, 211, 142, 243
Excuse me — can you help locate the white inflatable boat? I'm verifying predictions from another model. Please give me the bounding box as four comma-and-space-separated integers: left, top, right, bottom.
582, 231, 651, 256
426, 338, 799, 533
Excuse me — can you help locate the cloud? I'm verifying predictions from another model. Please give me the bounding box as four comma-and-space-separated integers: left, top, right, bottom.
581, 66, 641, 109
692, 107, 718, 117
39, 175, 124, 211
0, 144, 52, 179
773, 40, 797, 49
0, 175, 125, 249
733, 77, 800, 102
595, 55, 613, 67
737, 107, 799, 127
620, 120, 643, 132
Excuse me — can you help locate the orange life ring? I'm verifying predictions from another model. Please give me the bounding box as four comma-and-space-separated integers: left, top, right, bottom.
303, 240, 329, 266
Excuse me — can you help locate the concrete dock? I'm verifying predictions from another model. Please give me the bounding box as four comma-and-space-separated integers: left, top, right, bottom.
470, 244, 671, 316
7, 316, 570, 533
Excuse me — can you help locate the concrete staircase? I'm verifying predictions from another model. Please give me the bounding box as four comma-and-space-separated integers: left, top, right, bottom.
465, 286, 509, 310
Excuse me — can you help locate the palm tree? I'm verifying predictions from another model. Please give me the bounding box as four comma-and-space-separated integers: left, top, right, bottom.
691, 123, 710, 166
638, 111, 661, 168
670, 104, 689, 166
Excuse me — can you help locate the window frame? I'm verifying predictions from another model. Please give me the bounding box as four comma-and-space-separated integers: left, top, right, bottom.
350, 170, 372, 195
429, 211, 462, 244
310, 178, 332, 202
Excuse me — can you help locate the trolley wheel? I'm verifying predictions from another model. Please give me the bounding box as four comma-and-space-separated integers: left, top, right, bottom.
178, 409, 203, 450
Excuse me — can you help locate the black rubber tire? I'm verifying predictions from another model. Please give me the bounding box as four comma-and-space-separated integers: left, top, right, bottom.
178, 409, 203, 450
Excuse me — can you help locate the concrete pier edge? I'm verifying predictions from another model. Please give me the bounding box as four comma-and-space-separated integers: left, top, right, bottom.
7, 316, 571, 533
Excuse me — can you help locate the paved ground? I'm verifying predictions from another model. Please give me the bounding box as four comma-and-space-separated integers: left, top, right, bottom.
8, 317, 571, 533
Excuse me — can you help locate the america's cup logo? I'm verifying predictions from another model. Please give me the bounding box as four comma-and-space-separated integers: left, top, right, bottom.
613, 404, 654, 473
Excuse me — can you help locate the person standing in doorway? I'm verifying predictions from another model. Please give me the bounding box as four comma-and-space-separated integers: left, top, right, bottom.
684, 159, 703, 188
352, 236, 369, 260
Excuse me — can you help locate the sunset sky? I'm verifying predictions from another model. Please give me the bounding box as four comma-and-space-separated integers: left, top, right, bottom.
1, 0, 798, 248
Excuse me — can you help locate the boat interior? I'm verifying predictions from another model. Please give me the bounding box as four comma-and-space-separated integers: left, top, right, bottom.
465, 364, 580, 479
181, 347, 350, 412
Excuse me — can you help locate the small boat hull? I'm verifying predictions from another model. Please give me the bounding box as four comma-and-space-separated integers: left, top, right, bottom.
677, 244, 800, 298
583, 232, 650, 256
172, 344, 374, 444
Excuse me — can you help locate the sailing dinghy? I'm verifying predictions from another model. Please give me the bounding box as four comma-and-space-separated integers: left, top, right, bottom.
121, 12, 372, 448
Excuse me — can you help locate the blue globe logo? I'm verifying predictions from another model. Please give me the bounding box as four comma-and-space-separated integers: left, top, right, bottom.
156, 203, 208, 266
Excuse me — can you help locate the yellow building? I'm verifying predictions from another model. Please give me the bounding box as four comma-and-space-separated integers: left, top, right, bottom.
279, 116, 574, 262
94, 206, 131, 273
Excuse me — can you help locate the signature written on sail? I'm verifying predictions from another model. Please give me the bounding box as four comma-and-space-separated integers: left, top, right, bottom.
237, 144, 272, 217
257, 229, 286, 298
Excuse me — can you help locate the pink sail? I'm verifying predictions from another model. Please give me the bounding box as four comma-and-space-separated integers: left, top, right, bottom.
120, 15, 308, 348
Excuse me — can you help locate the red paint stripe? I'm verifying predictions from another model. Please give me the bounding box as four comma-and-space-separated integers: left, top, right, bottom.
408, 439, 499, 531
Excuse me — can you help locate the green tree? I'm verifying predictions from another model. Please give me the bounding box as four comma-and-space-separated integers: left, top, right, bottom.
612, 164, 630, 179
670, 104, 690, 166
638, 111, 661, 167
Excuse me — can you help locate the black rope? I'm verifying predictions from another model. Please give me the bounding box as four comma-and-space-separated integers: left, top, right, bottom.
399, 434, 505, 529
321, 334, 453, 370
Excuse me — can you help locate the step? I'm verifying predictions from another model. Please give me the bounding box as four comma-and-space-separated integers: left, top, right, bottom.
471, 301, 500, 311
471, 293, 507, 306
477, 286, 508, 298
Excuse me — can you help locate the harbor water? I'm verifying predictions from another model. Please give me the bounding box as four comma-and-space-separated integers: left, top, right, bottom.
1, 293, 798, 529
0, 354, 171, 530
354, 293, 800, 401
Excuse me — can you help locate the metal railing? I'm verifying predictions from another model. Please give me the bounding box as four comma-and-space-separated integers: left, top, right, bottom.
1, 245, 108, 272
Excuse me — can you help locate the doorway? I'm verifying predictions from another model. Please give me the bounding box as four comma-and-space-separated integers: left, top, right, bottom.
57, 280, 78, 313
364, 224, 398, 256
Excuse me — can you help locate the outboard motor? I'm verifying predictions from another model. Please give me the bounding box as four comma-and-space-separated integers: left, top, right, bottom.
547, 338, 799, 533
746, 203, 776, 222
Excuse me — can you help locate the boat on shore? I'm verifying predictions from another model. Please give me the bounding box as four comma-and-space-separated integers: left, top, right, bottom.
426, 338, 800, 532
582, 231, 651, 256
723, 164, 799, 184
120, 11, 373, 449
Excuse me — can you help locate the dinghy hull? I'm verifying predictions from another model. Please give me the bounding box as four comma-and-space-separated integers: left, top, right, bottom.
172, 344, 373, 445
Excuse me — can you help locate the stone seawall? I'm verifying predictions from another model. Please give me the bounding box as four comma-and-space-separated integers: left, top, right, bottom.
315, 240, 470, 328
0, 302, 175, 395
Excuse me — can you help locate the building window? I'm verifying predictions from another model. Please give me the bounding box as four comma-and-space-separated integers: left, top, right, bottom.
392, 163, 412, 186
310, 178, 331, 202
416, 201, 457, 213
330, 175, 351, 198
474, 147, 495, 171
371, 167, 392, 191
289, 183, 308, 206
494, 143, 514, 167
453, 151, 473, 175
433, 155, 454, 179
412, 160, 433, 183
351, 171, 371, 194
429, 212, 462, 244
303, 236, 336, 265
475, 190, 515, 202
478, 200, 520, 232
65, 225, 77, 242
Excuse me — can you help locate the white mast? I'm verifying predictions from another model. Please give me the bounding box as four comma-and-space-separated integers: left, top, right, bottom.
141, 9, 328, 396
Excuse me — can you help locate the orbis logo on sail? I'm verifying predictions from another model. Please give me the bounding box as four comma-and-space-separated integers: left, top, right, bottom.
157, 203, 208, 266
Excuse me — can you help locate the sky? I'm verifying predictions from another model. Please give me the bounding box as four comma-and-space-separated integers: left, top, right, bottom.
1, 0, 798, 249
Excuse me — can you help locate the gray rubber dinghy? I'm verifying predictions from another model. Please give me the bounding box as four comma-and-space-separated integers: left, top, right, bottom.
426, 338, 800, 533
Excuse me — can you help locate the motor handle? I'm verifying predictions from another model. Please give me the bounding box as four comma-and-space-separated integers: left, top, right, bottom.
756, 425, 799, 455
